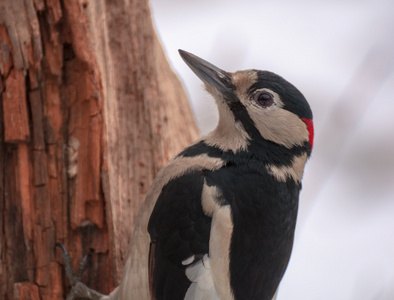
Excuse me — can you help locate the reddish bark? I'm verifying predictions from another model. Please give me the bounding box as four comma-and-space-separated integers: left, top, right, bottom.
0, 0, 199, 299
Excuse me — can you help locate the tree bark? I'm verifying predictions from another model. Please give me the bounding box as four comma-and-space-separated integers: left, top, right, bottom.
0, 1, 199, 299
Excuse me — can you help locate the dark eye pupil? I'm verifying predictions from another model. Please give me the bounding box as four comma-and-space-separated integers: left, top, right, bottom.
257, 92, 273, 107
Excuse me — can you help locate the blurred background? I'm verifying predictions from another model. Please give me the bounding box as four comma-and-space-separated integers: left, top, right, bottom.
150, 0, 394, 299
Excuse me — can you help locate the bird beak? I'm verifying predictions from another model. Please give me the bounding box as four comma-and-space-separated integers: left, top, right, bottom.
179, 50, 234, 100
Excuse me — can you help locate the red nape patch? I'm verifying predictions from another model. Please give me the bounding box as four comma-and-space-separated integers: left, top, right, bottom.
302, 118, 314, 149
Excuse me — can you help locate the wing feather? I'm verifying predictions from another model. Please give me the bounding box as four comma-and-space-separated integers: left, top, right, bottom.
148, 172, 212, 300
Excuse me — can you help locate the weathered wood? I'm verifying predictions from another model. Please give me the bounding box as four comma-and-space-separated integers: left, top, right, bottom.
0, 82, 5, 297
0, 0, 199, 299
3, 69, 30, 142
13, 282, 40, 300
0, 24, 13, 76
29, 90, 45, 150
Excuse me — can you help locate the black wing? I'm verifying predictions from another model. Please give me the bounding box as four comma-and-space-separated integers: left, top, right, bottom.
148, 171, 212, 300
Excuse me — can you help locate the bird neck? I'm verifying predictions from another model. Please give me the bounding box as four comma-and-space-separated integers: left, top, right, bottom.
203, 100, 251, 153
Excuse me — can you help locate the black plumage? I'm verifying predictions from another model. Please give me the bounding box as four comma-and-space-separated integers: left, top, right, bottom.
149, 147, 301, 299
147, 50, 314, 300
149, 172, 211, 299
149, 173, 209, 254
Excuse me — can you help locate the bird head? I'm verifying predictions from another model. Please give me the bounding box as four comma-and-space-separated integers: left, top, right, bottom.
179, 50, 313, 159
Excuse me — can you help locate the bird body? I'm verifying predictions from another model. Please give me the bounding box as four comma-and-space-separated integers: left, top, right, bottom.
146, 51, 314, 300
60, 50, 313, 300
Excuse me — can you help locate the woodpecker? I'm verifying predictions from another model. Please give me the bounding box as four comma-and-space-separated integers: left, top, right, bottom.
58, 50, 313, 300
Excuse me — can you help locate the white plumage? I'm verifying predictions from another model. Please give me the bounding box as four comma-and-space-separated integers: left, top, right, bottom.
185, 255, 220, 300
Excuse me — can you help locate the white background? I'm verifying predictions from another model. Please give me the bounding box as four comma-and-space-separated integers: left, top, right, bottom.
150, 1, 394, 299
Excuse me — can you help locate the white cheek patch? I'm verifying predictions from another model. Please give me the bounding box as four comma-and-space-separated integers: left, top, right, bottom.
246, 103, 309, 149
237, 87, 309, 149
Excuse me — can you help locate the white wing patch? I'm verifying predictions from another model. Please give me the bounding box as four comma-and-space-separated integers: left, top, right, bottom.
184, 255, 220, 300
182, 255, 196, 266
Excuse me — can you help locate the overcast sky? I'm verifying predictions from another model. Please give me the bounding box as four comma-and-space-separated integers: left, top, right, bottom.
150, 1, 394, 299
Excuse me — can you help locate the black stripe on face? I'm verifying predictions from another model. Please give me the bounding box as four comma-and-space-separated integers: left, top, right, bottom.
223, 100, 310, 166
249, 71, 313, 121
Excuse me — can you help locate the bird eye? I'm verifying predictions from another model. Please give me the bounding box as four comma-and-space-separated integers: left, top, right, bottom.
255, 92, 274, 107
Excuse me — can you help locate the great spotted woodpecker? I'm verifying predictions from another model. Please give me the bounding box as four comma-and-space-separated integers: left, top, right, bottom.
59, 50, 313, 300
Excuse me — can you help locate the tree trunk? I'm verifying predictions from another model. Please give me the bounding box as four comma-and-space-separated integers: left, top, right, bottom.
0, 1, 199, 299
